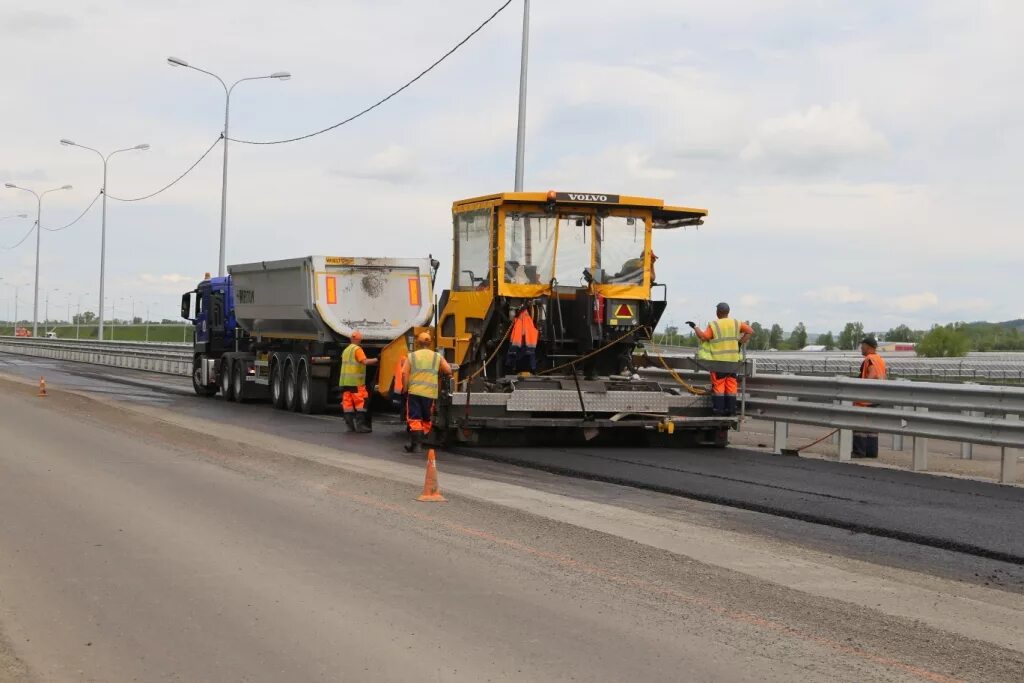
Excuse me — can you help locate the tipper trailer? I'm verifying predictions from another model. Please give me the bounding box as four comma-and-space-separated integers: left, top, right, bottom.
181, 255, 437, 413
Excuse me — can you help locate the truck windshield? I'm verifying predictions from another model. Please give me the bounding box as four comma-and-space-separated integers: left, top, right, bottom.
504, 213, 555, 285
454, 209, 491, 290
554, 214, 592, 286
599, 215, 646, 284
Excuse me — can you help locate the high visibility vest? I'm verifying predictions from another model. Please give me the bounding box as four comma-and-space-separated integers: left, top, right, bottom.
697, 340, 714, 360
706, 318, 743, 362
510, 309, 539, 349
860, 353, 888, 379
408, 348, 442, 399
339, 344, 366, 387
393, 356, 409, 393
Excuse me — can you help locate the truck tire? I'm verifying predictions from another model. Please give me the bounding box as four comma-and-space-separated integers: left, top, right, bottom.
220, 357, 235, 401
284, 358, 299, 412
270, 358, 287, 409
233, 361, 248, 403
298, 361, 328, 415
192, 356, 217, 397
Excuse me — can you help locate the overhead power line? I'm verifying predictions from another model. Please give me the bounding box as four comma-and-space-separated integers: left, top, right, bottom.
107, 136, 223, 202
2, 222, 38, 250
228, 0, 514, 145
42, 192, 102, 232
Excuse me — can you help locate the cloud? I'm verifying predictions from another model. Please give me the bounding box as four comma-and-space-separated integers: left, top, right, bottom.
739, 294, 762, 307
328, 145, 418, 184
887, 291, 939, 313
803, 285, 865, 304
0, 10, 79, 35
740, 103, 889, 173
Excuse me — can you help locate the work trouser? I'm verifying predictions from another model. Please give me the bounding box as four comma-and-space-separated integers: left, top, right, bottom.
852, 402, 879, 457
341, 385, 368, 413
710, 372, 739, 417
406, 394, 435, 434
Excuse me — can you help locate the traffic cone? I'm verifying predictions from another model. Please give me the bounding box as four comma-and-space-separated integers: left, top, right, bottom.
38, 376, 47, 397
416, 449, 447, 502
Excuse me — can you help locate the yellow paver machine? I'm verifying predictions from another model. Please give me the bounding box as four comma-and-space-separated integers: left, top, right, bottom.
377, 191, 747, 447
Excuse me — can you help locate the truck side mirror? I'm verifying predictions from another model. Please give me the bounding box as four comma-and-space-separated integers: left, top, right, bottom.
180, 292, 193, 321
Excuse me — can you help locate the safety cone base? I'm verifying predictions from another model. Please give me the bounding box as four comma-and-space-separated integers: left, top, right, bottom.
416, 492, 447, 502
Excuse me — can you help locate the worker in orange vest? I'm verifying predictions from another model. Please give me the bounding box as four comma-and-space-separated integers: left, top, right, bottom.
506, 308, 539, 372
688, 302, 752, 416
853, 336, 888, 458
339, 331, 378, 433
401, 332, 453, 452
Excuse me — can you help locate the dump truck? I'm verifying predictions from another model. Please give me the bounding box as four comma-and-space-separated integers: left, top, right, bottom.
371, 190, 747, 447
181, 256, 437, 413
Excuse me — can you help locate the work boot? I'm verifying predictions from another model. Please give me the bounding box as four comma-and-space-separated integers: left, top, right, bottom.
354, 412, 372, 433
851, 434, 867, 458
711, 395, 725, 416
343, 413, 356, 432
724, 395, 738, 417
404, 431, 422, 453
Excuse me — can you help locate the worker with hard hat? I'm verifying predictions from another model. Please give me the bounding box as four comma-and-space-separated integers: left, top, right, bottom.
852, 336, 888, 458
687, 302, 752, 416
339, 330, 378, 433
401, 331, 452, 452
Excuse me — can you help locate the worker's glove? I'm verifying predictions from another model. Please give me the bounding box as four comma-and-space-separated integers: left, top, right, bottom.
685, 321, 696, 329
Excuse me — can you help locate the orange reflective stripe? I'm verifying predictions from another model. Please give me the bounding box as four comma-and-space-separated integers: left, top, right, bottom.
408, 277, 421, 307
326, 276, 338, 305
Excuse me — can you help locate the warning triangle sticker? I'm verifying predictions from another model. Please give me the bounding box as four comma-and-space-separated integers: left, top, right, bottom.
615, 304, 633, 317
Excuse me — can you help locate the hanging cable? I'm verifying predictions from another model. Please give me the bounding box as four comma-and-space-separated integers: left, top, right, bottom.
228, 0, 514, 145
42, 192, 102, 232
1, 221, 37, 250
106, 136, 222, 202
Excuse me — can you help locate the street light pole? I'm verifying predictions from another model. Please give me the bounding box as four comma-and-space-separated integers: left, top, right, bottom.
513, 0, 531, 192
167, 57, 291, 276
4, 183, 72, 336
61, 140, 149, 342
45, 288, 60, 328
76, 292, 90, 340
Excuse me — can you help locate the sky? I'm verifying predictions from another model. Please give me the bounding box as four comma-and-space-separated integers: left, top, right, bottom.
0, 0, 1021, 333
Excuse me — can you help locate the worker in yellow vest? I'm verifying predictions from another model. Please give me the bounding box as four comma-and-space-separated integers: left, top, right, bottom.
339, 330, 378, 433
401, 331, 452, 452
688, 302, 752, 416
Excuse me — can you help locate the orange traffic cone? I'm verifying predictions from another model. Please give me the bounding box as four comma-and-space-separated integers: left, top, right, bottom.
416, 449, 447, 502
38, 376, 47, 397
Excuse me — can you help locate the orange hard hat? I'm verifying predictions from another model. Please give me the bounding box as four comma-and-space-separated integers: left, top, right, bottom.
416, 331, 432, 345
351, 330, 363, 342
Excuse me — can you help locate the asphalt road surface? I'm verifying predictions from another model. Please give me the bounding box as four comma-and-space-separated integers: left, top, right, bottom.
2, 368, 1024, 681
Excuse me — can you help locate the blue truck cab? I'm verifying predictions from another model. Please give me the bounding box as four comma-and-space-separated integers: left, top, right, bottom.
181, 274, 239, 395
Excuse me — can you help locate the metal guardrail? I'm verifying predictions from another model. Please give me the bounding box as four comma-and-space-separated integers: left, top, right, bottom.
0, 336, 191, 376
742, 375, 1022, 484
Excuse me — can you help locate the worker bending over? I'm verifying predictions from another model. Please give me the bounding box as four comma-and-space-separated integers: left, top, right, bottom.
853, 336, 888, 458
688, 302, 752, 416
402, 332, 452, 452
339, 331, 378, 433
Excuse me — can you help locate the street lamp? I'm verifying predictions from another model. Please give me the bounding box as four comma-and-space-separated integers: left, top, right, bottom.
4, 183, 72, 336
167, 56, 291, 276
61, 138, 149, 341
44, 287, 61, 328
514, 0, 530, 191
0, 279, 31, 333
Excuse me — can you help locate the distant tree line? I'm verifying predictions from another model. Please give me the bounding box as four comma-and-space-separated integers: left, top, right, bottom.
656, 319, 1024, 358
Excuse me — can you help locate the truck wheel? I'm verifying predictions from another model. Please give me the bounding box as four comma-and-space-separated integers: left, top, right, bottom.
220, 358, 235, 401
298, 362, 328, 415
192, 357, 216, 397
270, 360, 287, 409
233, 362, 247, 404
284, 359, 299, 412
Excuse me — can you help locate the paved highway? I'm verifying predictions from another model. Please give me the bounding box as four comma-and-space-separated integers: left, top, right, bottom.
2, 355, 1024, 680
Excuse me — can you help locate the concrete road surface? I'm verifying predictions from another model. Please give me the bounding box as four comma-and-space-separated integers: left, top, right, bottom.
1, 377, 1023, 682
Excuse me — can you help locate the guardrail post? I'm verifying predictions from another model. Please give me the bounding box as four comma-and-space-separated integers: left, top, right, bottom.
836, 400, 853, 461
912, 406, 929, 471
961, 410, 982, 459
773, 396, 791, 453
1001, 414, 1019, 484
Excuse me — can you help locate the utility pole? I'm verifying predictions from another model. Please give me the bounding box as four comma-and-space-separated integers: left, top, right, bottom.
513, 0, 530, 191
